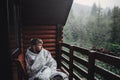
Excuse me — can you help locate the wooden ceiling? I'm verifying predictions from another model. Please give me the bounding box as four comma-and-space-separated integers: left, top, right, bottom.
21, 0, 73, 26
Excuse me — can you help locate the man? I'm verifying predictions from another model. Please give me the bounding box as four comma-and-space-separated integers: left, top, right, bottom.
25, 38, 68, 80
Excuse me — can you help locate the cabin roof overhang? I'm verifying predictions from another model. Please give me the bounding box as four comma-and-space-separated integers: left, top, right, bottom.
21, 0, 73, 26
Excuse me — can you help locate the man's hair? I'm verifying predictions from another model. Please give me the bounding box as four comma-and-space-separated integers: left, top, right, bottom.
30, 38, 43, 46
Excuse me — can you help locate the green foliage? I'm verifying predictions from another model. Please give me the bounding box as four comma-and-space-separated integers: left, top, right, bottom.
64, 3, 112, 49
63, 3, 120, 79
106, 43, 120, 56
64, 3, 120, 55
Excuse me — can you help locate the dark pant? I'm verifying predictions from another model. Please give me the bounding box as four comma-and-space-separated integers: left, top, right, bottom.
34, 77, 39, 80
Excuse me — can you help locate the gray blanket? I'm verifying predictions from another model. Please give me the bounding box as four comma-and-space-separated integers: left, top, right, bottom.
25, 48, 68, 80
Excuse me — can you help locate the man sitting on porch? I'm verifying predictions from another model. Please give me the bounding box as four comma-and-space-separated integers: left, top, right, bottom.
25, 38, 68, 80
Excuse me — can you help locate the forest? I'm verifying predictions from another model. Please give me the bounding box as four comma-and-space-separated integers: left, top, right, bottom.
63, 3, 120, 57
63, 3, 120, 79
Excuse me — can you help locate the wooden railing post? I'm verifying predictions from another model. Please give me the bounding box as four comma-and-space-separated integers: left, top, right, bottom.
56, 25, 63, 69
58, 41, 62, 69
69, 45, 74, 80
88, 51, 96, 80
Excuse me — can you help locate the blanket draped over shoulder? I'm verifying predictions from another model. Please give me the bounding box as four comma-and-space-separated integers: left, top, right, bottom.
25, 48, 68, 80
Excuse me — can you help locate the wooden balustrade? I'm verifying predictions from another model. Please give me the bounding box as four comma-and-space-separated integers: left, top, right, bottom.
59, 42, 120, 80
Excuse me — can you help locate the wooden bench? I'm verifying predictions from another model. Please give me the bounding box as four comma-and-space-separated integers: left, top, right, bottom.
13, 53, 67, 80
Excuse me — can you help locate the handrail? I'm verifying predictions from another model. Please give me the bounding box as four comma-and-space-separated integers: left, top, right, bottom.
59, 42, 120, 80
95, 51, 120, 68
11, 48, 20, 58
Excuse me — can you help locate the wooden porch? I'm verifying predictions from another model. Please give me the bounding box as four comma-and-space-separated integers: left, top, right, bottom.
2, 0, 120, 80
12, 42, 120, 80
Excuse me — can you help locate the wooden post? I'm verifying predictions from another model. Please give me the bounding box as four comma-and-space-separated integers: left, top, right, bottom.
88, 51, 96, 80
58, 41, 62, 69
56, 24, 63, 69
69, 46, 74, 80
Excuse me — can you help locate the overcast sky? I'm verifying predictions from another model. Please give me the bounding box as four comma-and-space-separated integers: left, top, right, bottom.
74, 0, 120, 8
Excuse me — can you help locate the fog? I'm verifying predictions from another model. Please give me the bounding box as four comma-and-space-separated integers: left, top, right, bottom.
64, 0, 120, 50
74, 0, 120, 9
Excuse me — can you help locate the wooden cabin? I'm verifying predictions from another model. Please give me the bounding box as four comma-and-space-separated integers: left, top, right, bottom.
1, 0, 120, 80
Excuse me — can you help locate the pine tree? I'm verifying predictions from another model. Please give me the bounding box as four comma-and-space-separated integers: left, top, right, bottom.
91, 3, 98, 16
111, 6, 120, 44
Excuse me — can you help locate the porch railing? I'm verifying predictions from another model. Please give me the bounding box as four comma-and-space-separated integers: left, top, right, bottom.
59, 42, 120, 80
